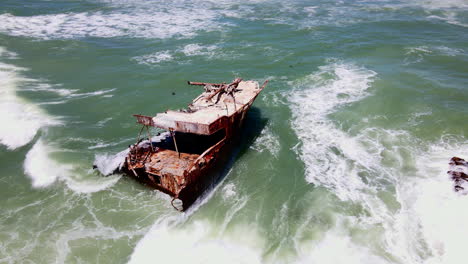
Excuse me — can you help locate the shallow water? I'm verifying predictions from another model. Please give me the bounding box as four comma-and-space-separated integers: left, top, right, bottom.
0, 0, 467, 263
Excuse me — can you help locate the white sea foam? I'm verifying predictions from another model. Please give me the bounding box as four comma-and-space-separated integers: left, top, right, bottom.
96, 117, 113, 127
67, 88, 115, 99
55, 219, 147, 264
222, 183, 237, 200
261, 89, 288, 107
250, 125, 280, 158
287, 62, 414, 262
87, 141, 119, 150
392, 141, 468, 264
0, 56, 59, 150
404, 46, 432, 64
288, 60, 468, 263
408, 110, 432, 125
23, 82, 76, 97
133, 44, 220, 65
0, 46, 18, 59
10, 0, 459, 42
295, 231, 391, 264
288, 61, 378, 202
24, 138, 122, 192
415, 0, 468, 9
64, 173, 122, 194
434, 46, 466, 56
24, 139, 71, 188
0, 1, 222, 40
133, 51, 173, 65
129, 219, 263, 264
406, 46, 432, 55
94, 149, 129, 176
182, 43, 218, 57
411, 0, 468, 27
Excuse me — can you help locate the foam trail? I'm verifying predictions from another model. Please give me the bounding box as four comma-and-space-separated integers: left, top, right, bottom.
250, 125, 280, 158
0, 50, 58, 150
287, 62, 409, 262
288, 61, 378, 201
64, 172, 122, 194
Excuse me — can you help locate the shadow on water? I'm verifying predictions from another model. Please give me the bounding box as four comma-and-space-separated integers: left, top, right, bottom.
237, 106, 269, 157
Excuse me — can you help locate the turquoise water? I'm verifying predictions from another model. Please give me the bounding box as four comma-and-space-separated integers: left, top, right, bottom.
0, 0, 467, 263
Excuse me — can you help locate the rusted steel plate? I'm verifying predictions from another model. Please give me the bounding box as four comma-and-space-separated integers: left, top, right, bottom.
133, 114, 154, 126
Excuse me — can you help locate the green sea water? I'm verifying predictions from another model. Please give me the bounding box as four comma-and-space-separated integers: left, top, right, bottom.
0, 0, 467, 263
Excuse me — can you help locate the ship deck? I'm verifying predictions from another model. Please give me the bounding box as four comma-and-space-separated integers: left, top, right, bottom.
145, 149, 199, 178
150, 80, 261, 135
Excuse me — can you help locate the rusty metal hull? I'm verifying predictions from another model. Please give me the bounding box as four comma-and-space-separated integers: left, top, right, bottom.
117, 79, 267, 211
121, 98, 255, 211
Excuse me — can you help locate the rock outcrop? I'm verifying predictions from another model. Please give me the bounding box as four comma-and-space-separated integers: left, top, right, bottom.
448, 157, 468, 193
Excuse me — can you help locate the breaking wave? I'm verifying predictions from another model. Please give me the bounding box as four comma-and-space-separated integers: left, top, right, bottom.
129, 218, 263, 264
94, 149, 129, 176
24, 139, 71, 188
25, 138, 121, 192
0, 1, 224, 40
1, 0, 466, 43
0, 49, 59, 150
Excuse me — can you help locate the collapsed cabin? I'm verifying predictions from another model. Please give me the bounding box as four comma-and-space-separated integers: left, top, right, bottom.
122, 78, 267, 210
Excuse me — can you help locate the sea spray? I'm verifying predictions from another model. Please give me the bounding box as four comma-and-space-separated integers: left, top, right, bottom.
93, 132, 170, 176
24, 138, 122, 193
24, 139, 71, 188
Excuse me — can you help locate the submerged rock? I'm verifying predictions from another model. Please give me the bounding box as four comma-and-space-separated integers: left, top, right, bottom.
448, 157, 468, 193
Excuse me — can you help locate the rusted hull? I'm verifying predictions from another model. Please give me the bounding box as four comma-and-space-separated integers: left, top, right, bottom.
121, 143, 231, 210
121, 101, 254, 211
176, 142, 233, 210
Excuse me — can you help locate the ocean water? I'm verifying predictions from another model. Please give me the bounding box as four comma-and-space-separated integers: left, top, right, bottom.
0, 0, 467, 263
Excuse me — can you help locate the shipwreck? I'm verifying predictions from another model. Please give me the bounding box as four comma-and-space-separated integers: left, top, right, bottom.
117, 78, 267, 211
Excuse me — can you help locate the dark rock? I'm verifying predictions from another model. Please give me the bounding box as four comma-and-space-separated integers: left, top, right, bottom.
450, 157, 467, 166
448, 156, 468, 193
